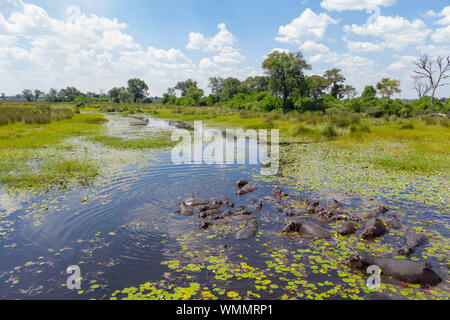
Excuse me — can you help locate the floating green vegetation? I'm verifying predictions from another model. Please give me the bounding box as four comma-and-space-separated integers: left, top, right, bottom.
87, 135, 177, 150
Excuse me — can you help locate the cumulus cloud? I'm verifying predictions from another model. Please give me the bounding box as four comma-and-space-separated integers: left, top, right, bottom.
388, 55, 416, 71
434, 6, 450, 25
300, 41, 330, 53
186, 23, 244, 65
344, 15, 431, 51
321, 0, 396, 11
346, 40, 385, 52
275, 8, 338, 44
432, 25, 450, 43
0, 2, 251, 95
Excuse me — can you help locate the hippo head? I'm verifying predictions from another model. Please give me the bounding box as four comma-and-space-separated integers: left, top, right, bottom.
346, 255, 364, 270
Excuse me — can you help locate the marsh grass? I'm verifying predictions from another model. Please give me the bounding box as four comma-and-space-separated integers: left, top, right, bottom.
0, 105, 74, 126
0, 113, 107, 189
88, 135, 177, 150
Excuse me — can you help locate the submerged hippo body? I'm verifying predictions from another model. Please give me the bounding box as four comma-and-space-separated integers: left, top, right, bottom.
300, 222, 332, 239
347, 254, 442, 287
235, 219, 258, 240
283, 218, 331, 239
360, 218, 387, 239
272, 187, 288, 199
184, 197, 210, 207
337, 222, 358, 236
179, 202, 195, 216
237, 184, 258, 196
385, 215, 402, 230
398, 232, 428, 255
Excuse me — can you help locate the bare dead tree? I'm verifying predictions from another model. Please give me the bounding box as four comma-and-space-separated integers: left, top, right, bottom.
412, 54, 450, 106
413, 81, 431, 99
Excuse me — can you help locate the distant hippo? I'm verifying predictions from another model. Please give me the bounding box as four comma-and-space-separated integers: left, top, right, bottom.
337, 222, 358, 236
237, 184, 258, 196
236, 179, 248, 190
184, 197, 210, 207
347, 254, 442, 287
385, 215, 402, 230
272, 187, 288, 199
398, 232, 428, 256
283, 218, 331, 239
198, 209, 222, 219
179, 202, 194, 216
360, 218, 387, 239
300, 222, 332, 239
235, 219, 258, 240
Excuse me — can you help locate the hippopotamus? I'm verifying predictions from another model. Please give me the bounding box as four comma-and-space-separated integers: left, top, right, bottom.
272, 187, 288, 199
282, 218, 331, 239
198, 209, 222, 219
233, 206, 253, 216
262, 196, 280, 204
179, 202, 194, 216
237, 184, 258, 196
199, 203, 222, 212
356, 206, 389, 220
346, 254, 442, 287
184, 197, 210, 207
398, 232, 428, 256
236, 179, 248, 190
360, 218, 387, 239
326, 199, 343, 209
385, 215, 402, 230
235, 219, 258, 240
337, 222, 358, 236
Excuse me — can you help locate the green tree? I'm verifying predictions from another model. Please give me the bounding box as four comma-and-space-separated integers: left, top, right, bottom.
175, 79, 198, 97
45, 88, 59, 102
361, 85, 377, 98
22, 89, 34, 102
342, 85, 357, 99
241, 76, 269, 93
34, 89, 44, 101
108, 87, 121, 103
262, 50, 311, 113
376, 78, 401, 98
127, 78, 149, 103
307, 75, 329, 100
221, 77, 241, 99
186, 86, 204, 105
208, 77, 224, 96
324, 68, 346, 99
119, 86, 132, 103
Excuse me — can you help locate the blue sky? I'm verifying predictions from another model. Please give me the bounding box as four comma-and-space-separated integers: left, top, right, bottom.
1, 0, 450, 98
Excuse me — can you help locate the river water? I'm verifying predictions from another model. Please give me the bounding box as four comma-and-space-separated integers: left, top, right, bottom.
0, 114, 448, 300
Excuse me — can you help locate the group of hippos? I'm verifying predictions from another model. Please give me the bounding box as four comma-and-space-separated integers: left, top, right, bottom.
176, 180, 443, 288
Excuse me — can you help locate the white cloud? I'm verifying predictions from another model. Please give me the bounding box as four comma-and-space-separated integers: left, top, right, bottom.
300, 41, 330, 53
344, 15, 431, 51
388, 55, 416, 71
434, 6, 450, 25
346, 40, 385, 52
186, 23, 244, 65
187, 23, 235, 52
321, 0, 396, 11
275, 8, 338, 44
432, 25, 450, 43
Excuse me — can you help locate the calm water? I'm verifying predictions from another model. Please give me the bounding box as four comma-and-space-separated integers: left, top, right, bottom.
0, 116, 448, 300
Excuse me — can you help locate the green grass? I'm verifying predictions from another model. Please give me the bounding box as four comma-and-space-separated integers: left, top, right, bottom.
133, 104, 450, 173
87, 135, 177, 150
0, 113, 107, 149
1, 159, 99, 189
0, 112, 107, 189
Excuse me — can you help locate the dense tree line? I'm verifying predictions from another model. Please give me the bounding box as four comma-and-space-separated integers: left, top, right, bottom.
6, 51, 450, 117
